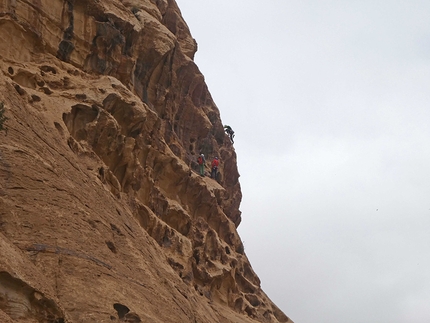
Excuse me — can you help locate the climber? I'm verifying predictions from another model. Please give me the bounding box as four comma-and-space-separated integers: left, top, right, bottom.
224, 125, 234, 143
197, 153, 206, 176
211, 157, 219, 179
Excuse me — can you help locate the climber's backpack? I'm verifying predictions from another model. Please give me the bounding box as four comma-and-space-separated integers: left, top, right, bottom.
197, 156, 203, 165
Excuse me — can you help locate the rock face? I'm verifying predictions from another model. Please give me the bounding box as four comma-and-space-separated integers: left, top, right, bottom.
0, 1, 292, 322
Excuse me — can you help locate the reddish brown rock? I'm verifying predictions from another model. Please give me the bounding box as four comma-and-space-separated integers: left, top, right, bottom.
0, 1, 292, 322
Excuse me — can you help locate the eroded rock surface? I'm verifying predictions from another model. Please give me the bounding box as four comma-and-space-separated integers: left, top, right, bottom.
0, 1, 292, 322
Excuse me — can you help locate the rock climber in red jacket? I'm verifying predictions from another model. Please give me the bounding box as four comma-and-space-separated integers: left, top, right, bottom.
211, 157, 219, 179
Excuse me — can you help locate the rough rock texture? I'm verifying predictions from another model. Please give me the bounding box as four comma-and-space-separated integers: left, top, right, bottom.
0, 1, 292, 322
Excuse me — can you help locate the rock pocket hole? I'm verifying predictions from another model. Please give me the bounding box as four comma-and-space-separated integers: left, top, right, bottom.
40, 65, 57, 74
31, 94, 41, 102
13, 84, 25, 95
54, 122, 64, 137
75, 93, 87, 100
41, 87, 53, 95
106, 241, 117, 253
110, 223, 123, 235
113, 303, 130, 319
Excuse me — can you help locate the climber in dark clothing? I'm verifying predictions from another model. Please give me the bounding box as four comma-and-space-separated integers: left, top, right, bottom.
224, 125, 235, 143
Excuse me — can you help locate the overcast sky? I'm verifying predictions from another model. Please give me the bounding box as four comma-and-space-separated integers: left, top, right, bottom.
175, 1, 430, 322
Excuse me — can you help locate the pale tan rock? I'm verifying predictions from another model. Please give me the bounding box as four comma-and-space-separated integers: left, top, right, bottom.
0, 0, 293, 322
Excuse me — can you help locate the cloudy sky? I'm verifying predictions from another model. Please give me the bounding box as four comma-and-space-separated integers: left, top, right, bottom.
175, 1, 430, 322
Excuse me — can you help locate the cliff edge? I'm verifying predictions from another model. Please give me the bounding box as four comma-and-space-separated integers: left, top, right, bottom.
0, 1, 292, 322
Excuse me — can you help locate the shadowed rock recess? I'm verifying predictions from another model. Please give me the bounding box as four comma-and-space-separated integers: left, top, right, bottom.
0, 1, 292, 322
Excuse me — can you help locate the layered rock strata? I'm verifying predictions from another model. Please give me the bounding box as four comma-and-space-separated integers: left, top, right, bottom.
0, 0, 292, 322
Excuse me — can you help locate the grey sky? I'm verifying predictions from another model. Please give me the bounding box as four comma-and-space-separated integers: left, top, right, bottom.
175, 1, 430, 322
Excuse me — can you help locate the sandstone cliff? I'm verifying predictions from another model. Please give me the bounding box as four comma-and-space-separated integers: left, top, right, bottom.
0, 1, 292, 322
